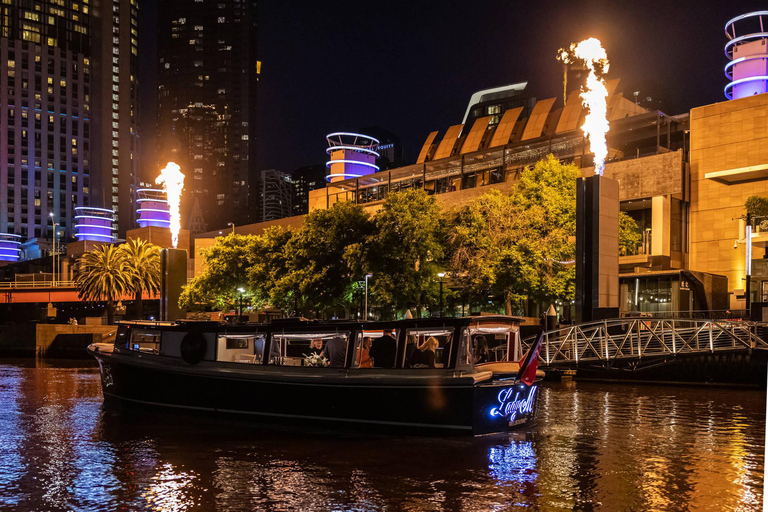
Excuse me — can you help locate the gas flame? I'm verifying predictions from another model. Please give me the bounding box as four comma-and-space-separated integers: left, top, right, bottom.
558, 38, 610, 175
156, 162, 185, 248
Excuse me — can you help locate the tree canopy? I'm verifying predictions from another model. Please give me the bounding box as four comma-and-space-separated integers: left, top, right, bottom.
74, 244, 133, 324
180, 233, 257, 311
352, 189, 446, 317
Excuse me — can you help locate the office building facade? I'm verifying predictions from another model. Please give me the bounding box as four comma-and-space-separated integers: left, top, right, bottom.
0, 0, 138, 253
156, 0, 258, 231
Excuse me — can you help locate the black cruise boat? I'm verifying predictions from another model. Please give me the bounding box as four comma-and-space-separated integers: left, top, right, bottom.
87, 316, 543, 435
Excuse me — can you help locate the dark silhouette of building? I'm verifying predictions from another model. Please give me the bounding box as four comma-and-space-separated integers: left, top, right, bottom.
291, 164, 326, 215
156, 0, 258, 231
259, 169, 292, 221
360, 126, 403, 171
0, 0, 139, 252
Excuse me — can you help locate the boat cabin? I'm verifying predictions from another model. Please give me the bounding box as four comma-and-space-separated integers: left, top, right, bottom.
114, 316, 525, 372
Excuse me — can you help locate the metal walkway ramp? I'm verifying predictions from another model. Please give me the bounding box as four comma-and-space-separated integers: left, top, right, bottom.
521, 317, 768, 370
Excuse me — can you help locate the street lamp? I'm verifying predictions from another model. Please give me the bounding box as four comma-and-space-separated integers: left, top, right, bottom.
237, 287, 245, 320
228, 222, 235, 234
437, 272, 446, 317
364, 274, 373, 320
49, 213, 58, 288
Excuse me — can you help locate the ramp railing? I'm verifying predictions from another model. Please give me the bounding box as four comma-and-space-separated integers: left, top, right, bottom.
521, 317, 768, 367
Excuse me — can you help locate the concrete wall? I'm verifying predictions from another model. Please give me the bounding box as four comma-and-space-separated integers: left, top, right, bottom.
36, 324, 117, 356
689, 93, 768, 307
582, 150, 685, 201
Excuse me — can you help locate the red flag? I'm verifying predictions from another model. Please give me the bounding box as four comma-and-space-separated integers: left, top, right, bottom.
518, 332, 544, 386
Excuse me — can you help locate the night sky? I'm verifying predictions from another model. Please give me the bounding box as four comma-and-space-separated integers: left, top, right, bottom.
143, 1, 768, 175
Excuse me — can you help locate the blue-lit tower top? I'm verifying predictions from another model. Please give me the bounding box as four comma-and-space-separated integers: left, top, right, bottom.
136, 189, 172, 229
725, 11, 768, 100
326, 132, 380, 182
74, 207, 116, 243
0, 233, 22, 262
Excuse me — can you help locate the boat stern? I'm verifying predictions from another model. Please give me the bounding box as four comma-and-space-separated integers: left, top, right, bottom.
472, 381, 540, 435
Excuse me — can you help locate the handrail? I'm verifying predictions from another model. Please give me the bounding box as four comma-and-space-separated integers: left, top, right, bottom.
522, 317, 768, 367
0, 281, 77, 289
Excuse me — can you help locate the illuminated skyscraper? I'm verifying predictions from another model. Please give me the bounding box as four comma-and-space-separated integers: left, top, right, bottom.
0, 0, 139, 254
156, 0, 258, 230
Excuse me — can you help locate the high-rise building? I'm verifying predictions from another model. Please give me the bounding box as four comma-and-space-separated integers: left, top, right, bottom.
291, 164, 326, 216
0, 0, 139, 255
259, 169, 292, 222
156, 0, 258, 231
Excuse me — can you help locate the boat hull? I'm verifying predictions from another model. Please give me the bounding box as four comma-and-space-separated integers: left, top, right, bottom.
91, 350, 539, 435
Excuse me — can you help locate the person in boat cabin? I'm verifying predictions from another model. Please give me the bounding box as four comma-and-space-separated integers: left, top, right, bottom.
369, 331, 397, 368
412, 337, 438, 368
309, 338, 324, 357
323, 336, 347, 368
473, 335, 489, 365
357, 337, 373, 368
404, 335, 418, 368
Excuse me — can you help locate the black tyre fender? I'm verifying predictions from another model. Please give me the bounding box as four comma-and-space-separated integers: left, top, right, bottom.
180, 331, 207, 364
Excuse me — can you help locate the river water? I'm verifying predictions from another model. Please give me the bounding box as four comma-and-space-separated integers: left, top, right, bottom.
0, 360, 764, 511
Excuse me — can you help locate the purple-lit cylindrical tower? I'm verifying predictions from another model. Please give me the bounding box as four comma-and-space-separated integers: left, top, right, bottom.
326, 132, 380, 182
74, 207, 116, 243
725, 12, 768, 100
0, 233, 22, 262
136, 188, 171, 228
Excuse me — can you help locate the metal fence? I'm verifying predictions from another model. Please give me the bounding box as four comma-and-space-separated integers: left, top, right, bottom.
522, 317, 768, 367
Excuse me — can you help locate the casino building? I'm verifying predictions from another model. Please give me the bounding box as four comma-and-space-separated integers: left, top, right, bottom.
194, 11, 768, 316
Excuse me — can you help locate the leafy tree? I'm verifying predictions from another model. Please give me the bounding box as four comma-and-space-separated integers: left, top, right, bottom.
618, 212, 642, 255
74, 244, 132, 324
451, 155, 641, 313
180, 233, 257, 311
510, 154, 579, 305
745, 195, 768, 217
449, 189, 533, 314
278, 201, 373, 317
352, 189, 446, 317
247, 227, 293, 310
120, 237, 161, 318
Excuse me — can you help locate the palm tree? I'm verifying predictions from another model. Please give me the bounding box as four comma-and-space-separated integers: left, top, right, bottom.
120, 238, 161, 319
74, 244, 132, 324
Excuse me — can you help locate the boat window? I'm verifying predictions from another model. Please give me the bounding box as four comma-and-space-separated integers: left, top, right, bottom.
128, 330, 161, 355
270, 332, 350, 368
402, 328, 453, 369
352, 329, 400, 369
469, 323, 517, 362
217, 334, 265, 364
115, 324, 130, 348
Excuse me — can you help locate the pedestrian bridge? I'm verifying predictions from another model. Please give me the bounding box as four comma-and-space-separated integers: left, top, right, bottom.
521, 317, 768, 371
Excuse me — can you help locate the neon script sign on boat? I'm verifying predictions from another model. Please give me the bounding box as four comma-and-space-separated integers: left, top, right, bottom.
490, 385, 537, 422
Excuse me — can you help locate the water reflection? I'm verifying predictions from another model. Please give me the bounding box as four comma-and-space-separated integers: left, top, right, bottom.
0, 362, 763, 510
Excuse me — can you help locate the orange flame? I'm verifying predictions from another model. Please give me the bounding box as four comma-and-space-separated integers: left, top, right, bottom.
558, 38, 610, 175
156, 162, 185, 249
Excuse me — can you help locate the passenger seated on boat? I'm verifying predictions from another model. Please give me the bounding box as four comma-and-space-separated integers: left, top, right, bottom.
309, 338, 324, 357
369, 332, 397, 368
473, 335, 489, 364
323, 336, 347, 368
356, 337, 373, 368
412, 337, 438, 368
403, 335, 418, 368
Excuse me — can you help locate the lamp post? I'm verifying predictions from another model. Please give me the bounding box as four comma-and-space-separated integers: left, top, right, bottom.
49, 213, 57, 288
237, 287, 245, 320
228, 222, 235, 234
364, 274, 372, 320
437, 272, 446, 317
746, 213, 753, 315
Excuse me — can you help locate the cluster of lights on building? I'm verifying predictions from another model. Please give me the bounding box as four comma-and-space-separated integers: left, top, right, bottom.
325, 132, 380, 182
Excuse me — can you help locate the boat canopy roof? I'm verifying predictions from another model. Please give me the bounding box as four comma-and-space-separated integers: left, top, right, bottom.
117, 315, 525, 334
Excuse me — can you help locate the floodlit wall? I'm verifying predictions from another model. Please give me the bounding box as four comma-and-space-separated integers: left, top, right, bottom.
689, 93, 768, 307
